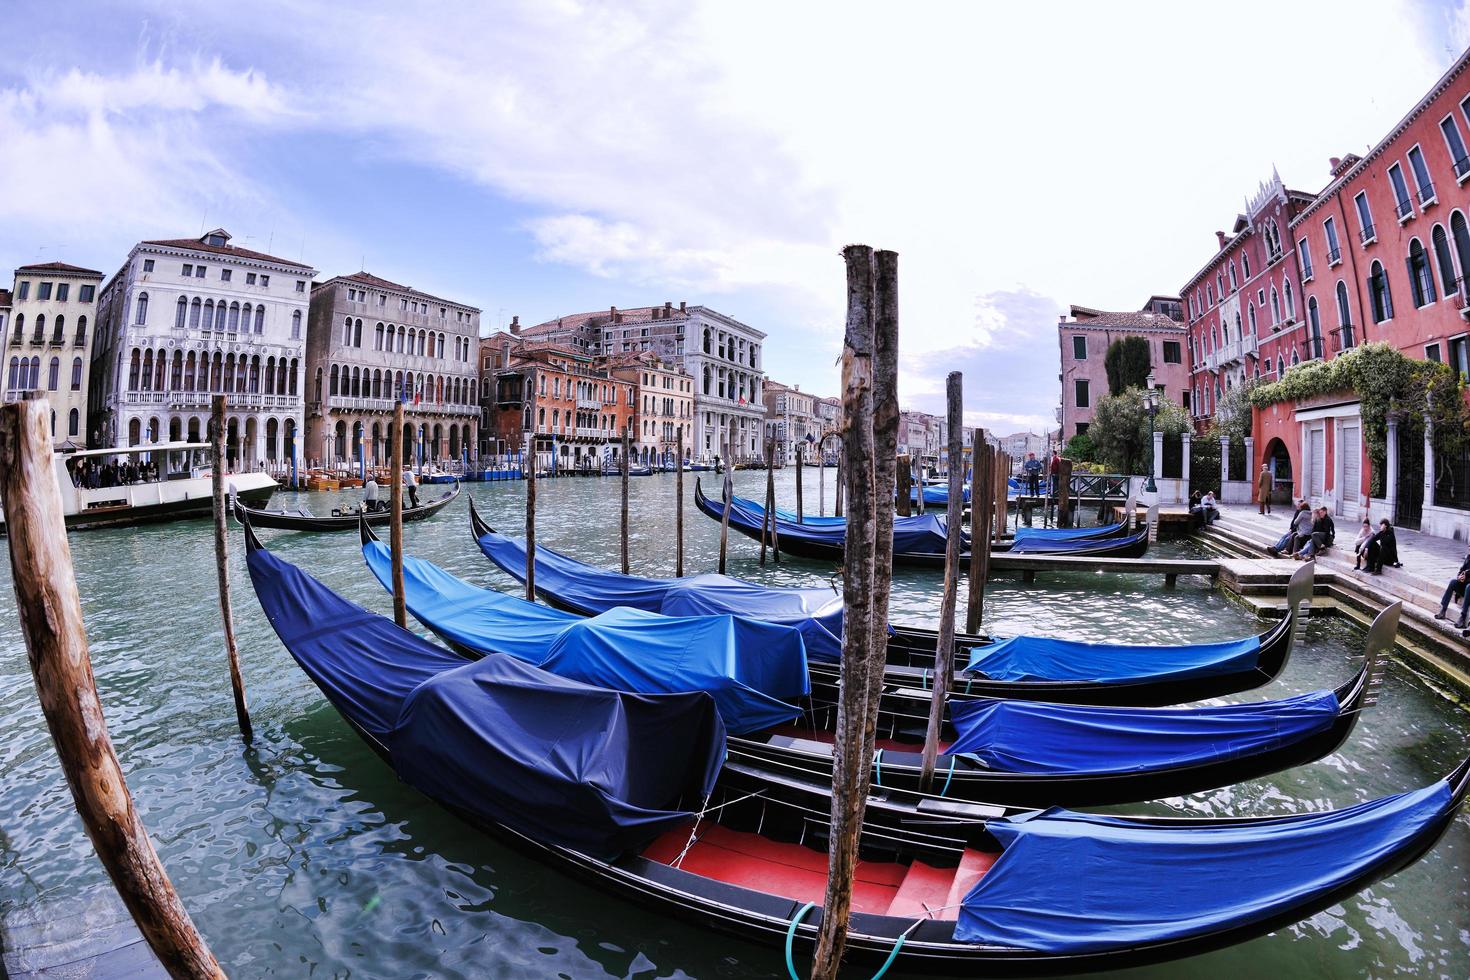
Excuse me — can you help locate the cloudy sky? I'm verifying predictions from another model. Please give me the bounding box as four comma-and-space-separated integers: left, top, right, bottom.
4, 0, 1468, 434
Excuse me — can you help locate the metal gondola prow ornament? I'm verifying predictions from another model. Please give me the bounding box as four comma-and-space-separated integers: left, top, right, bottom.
1285, 560, 1315, 659
1360, 600, 1402, 709
1146, 503, 1160, 544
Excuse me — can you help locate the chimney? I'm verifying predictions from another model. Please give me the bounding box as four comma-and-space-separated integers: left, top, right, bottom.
1215, 230, 1227, 249
679, 301, 686, 313
664, 301, 673, 316
1329, 157, 1341, 173
509, 315, 521, 336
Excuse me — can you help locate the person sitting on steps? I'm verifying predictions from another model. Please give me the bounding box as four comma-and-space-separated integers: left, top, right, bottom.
1435, 552, 1470, 628
1351, 519, 1373, 570
1293, 506, 1335, 560
1267, 500, 1313, 557
1362, 519, 1399, 575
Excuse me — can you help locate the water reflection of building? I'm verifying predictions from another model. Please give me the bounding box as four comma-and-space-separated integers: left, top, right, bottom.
5, 261, 104, 448
91, 229, 317, 470
304, 272, 480, 470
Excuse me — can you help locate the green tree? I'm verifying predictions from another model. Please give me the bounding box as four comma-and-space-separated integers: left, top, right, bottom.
1104, 336, 1152, 396
1064, 431, 1096, 463
1090, 388, 1191, 475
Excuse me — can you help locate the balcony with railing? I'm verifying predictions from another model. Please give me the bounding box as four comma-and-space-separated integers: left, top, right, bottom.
1359, 224, 1377, 246
1326, 245, 1342, 266
1454, 154, 1470, 181
576, 395, 603, 410
1395, 197, 1415, 222
122, 390, 300, 411
1417, 181, 1438, 207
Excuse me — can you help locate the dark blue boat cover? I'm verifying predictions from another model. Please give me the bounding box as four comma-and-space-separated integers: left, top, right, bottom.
365, 538, 810, 733
955, 779, 1455, 951
1005, 531, 1142, 554
1013, 521, 1123, 542
246, 544, 724, 860
946, 690, 1340, 775
966, 633, 1262, 683
473, 525, 846, 662
719, 491, 955, 555
909, 483, 970, 505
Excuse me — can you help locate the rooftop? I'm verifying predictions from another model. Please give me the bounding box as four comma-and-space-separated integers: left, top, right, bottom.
15, 261, 103, 277
321, 271, 480, 312
1062, 306, 1187, 331
140, 229, 315, 271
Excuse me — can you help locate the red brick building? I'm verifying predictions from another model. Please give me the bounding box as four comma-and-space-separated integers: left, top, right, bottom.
1185, 49, 1470, 536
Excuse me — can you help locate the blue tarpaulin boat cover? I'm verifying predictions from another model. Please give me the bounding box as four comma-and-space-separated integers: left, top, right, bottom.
955, 779, 1455, 952
909, 484, 971, 505
473, 527, 846, 662
1013, 521, 1124, 542
720, 491, 956, 555
967, 634, 1262, 684
247, 543, 725, 860
1006, 531, 1140, 554
365, 538, 810, 733
946, 690, 1340, 775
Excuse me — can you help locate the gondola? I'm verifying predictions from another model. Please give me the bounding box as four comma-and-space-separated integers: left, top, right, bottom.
694, 480, 1152, 565
247, 524, 1470, 976
231, 480, 460, 532
366, 517, 1353, 807
467, 499, 1309, 707
1008, 493, 1136, 543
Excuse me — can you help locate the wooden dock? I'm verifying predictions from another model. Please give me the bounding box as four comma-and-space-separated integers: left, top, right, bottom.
989, 552, 1218, 587
2, 889, 168, 979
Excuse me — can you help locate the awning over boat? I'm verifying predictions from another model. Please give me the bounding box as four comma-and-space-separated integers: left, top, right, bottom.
1013, 521, 1123, 542
247, 543, 724, 860
966, 634, 1262, 684
955, 779, 1455, 952
366, 537, 810, 733
946, 690, 1340, 775
473, 526, 846, 662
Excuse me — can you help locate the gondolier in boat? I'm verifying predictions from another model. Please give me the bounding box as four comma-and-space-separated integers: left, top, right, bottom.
403, 468, 419, 507
364, 477, 381, 513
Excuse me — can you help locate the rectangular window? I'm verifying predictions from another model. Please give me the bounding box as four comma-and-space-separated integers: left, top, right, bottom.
79, 285, 94, 303
195, 266, 206, 278
1407, 145, 1435, 204
1074, 378, 1090, 408
296, 280, 306, 293
1297, 238, 1313, 280
55, 283, 68, 301
260, 275, 269, 287
1323, 218, 1342, 265
1354, 192, 1376, 243
246, 272, 257, 285
1443, 114, 1470, 180
1075, 422, 1089, 436
377, 294, 385, 305
1388, 163, 1413, 220
1453, 337, 1470, 378
1071, 335, 1087, 359
16, 281, 27, 300
1163, 340, 1181, 364
142, 259, 154, 273
1426, 342, 1443, 363
220, 269, 232, 282
37, 282, 51, 300
182, 263, 193, 277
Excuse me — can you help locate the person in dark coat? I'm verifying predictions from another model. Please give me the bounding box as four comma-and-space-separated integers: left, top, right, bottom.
1436, 552, 1470, 628
1363, 519, 1399, 575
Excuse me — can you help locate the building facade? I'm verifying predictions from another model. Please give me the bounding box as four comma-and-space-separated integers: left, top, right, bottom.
90, 229, 316, 469
5, 262, 103, 447
521, 301, 765, 461
1057, 296, 1188, 441
763, 380, 817, 463
305, 272, 480, 470
483, 342, 636, 469
608, 351, 694, 466
1000, 431, 1048, 459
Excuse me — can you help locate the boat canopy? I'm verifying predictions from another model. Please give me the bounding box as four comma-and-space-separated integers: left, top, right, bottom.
473, 524, 846, 662
956, 778, 1455, 952
947, 690, 1340, 775
247, 541, 724, 860
364, 537, 810, 733
1013, 521, 1124, 542
966, 634, 1263, 684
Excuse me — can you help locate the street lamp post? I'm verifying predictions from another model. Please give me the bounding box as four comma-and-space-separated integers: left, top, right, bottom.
1143, 373, 1159, 494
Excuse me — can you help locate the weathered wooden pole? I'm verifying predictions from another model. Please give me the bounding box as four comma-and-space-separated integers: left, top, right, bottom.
868, 247, 901, 704
620, 422, 631, 574
525, 432, 537, 602
675, 428, 685, 577
995, 449, 1009, 538
818, 436, 826, 517
896, 452, 912, 516
1057, 456, 1074, 528
389, 402, 407, 628
812, 244, 882, 980
834, 451, 844, 516
966, 431, 990, 633
718, 437, 733, 574
920, 372, 964, 791
0, 398, 226, 979
767, 437, 781, 561
913, 454, 925, 515
759, 438, 770, 566
210, 396, 252, 744
795, 445, 804, 523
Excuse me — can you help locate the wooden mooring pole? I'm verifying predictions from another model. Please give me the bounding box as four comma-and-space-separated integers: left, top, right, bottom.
389, 401, 407, 628
210, 396, 252, 744
920, 372, 963, 792
0, 398, 226, 979
1057, 456, 1074, 528
768, 438, 781, 561
895, 452, 912, 517
818, 438, 826, 517
525, 433, 537, 602
811, 245, 899, 979
965, 431, 993, 634
718, 437, 733, 574
620, 423, 631, 574
676, 428, 685, 576
795, 446, 804, 523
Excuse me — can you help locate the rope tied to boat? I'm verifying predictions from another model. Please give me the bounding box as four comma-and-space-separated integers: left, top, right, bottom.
873, 749, 884, 787
669, 790, 767, 868
783, 901, 926, 980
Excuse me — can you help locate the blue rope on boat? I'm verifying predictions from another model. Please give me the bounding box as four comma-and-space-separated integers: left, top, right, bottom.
921, 669, 930, 691
939, 754, 957, 797
785, 901, 817, 980
964, 675, 973, 696
869, 930, 909, 980
873, 749, 884, 787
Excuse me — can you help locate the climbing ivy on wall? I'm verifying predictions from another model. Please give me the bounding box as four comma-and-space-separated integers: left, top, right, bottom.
1246, 342, 1468, 496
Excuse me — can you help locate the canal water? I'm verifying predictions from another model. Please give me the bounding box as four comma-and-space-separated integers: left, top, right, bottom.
0, 468, 1466, 979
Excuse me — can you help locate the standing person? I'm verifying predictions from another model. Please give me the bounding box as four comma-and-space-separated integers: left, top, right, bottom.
403, 468, 420, 508
364, 477, 380, 514
1049, 451, 1061, 497
1257, 463, 1273, 515
1363, 519, 1398, 575
1435, 552, 1470, 627
1023, 452, 1042, 497
1351, 519, 1373, 570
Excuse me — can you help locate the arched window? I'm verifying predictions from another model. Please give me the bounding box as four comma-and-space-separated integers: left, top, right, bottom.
1247, 303, 1257, 334
1452, 212, 1470, 304
47, 356, 59, 390
343, 316, 353, 345
185, 351, 196, 390
1229, 262, 1238, 291
1283, 280, 1295, 320
155, 349, 166, 390
289, 358, 299, 396
1433, 223, 1458, 296
135, 292, 149, 325
51, 315, 64, 344
1335, 281, 1353, 349
241, 303, 253, 334
250, 356, 261, 393
128, 348, 141, 390
214, 302, 227, 332
354, 319, 362, 347
26, 357, 39, 389
32, 314, 44, 343
290, 309, 300, 338
9, 356, 21, 389
1242, 252, 1251, 278
74, 315, 87, 346
141, 349, 153, 391
1277, 355, 1284, 376
228, 302, 240, 332
170, 350, 183, 390
190, 297, 202, 328
437, 333, 445, 358
376, 322, 385, 350
175, 296, 188, 328
1307, 298, 1322, 359
1408, 238, 1436, 308
68, 408, 79, 437
1269, 287, 1280, 325
202, 299, 214, 330
1368, 260, 1394, 323
13, 314, 22, 345
330, 363, 340, 396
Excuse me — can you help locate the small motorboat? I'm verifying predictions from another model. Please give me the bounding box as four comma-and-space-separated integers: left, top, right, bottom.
233, 480, 460, 532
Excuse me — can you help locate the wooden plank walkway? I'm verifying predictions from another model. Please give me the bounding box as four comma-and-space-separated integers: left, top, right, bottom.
989, 552, 1218, 586
2, 889, 167, 979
